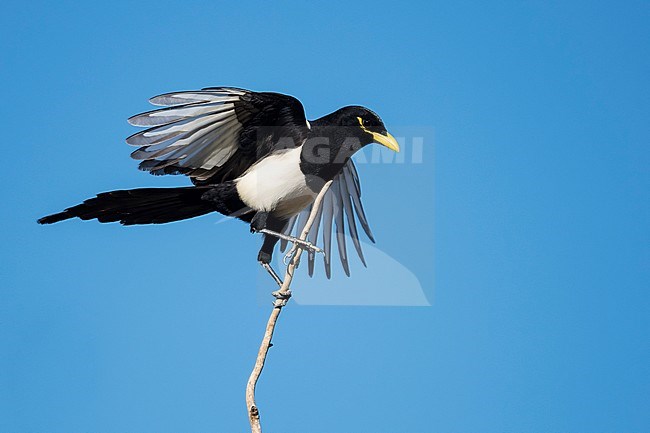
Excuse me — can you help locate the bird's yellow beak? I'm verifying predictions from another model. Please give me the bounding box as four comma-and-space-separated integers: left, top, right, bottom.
357, 116, 400, 152
371, 131, 400, 152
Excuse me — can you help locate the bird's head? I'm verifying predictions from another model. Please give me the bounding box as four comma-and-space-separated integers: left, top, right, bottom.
328, 106, 400, 153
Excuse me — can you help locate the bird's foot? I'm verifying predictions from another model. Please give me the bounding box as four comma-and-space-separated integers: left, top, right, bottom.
271, 289, 291, 299
258, 229, 323, 254
271, 289, 292, 307
283, 247, 297, 266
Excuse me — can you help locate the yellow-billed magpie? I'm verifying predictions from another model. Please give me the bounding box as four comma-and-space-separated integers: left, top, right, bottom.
38, 87, 399, 280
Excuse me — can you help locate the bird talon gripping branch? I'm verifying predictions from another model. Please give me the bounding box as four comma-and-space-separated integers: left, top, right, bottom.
283, 248, 296, 266
271, 289, 292, 300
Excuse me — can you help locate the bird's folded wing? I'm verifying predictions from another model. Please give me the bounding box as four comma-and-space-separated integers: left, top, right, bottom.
280, 160, 375, 278
126, 87, 309, 183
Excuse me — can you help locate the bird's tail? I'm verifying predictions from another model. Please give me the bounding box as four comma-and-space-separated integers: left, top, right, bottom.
37, 187, 216, 225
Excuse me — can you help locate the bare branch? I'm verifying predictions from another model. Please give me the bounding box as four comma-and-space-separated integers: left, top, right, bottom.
245, 180, 333, 433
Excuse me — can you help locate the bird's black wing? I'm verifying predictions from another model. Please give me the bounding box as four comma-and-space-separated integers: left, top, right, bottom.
127, 87, 310, 183
280, 159, 375, 278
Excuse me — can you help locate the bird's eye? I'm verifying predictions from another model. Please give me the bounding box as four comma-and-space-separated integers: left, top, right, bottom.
357, 116, 373, 128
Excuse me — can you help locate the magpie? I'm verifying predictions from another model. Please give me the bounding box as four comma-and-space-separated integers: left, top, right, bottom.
38, 87, 399, 281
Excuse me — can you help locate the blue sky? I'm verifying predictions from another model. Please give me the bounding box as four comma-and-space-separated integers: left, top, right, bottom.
1, 1, 649, 432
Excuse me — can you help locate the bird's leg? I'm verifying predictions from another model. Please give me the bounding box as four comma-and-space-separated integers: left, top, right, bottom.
252, 211, 321, 288
260, 261, 291, 300
258, 252, 290, 299
259, 261, 283, 287
257, 247, 284, 287
258, 228, 323, 254
251, 211, 323, 255
250, 211, 269, 233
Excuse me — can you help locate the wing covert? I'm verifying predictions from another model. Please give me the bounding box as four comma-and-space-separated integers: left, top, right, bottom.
126, 87, 309, 183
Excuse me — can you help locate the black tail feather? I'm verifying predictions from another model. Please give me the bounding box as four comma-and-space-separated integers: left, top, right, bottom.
37, 187, 215, 225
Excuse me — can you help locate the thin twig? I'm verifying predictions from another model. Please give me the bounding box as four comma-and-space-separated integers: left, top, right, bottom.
245, 180, 333, 433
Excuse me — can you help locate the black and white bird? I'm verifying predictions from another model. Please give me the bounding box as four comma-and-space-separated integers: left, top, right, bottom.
38, 87, 399, 282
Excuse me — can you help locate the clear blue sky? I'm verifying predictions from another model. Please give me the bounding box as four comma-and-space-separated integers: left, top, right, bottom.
2, 1, 648, 432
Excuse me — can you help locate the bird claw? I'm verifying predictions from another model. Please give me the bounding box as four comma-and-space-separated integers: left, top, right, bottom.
272, 289, 291, 299
283, 248, 295, 266
272, 289, 291, 307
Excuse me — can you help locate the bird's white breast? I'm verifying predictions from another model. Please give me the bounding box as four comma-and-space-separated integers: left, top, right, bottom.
235, 147, 316, 217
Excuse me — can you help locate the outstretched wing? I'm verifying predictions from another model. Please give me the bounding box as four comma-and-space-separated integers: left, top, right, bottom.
280, 160, 375, 278
126, 87, 310, 183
